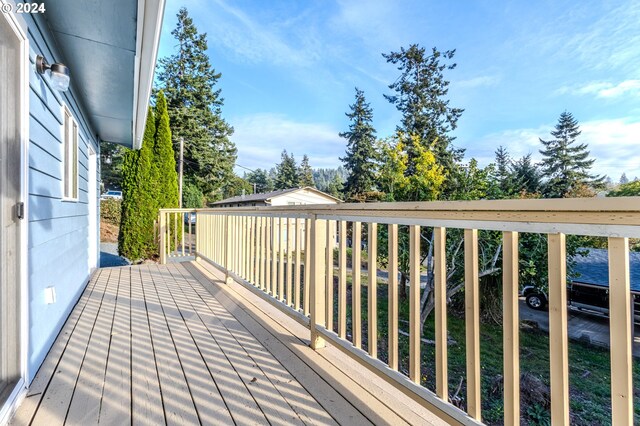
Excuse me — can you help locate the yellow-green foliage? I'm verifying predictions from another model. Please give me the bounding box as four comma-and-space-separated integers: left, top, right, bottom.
377, 133, 444, 201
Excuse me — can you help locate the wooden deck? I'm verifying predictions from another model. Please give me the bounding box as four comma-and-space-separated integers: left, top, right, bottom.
10, 262, 445, 425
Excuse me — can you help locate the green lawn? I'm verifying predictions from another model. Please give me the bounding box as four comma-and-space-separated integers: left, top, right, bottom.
327, 278, 639, 425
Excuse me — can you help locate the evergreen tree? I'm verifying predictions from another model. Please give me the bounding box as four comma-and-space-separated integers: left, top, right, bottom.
298, 155, 315, 187
274, 150, 299, 189
493, 145, 514, 197
325, 175, 344, 199
313, 167, 347, 193
339, 88, 378, 201
182, 181, 204, 208
620, 172, 629, 185
511, 154, 542, 195
100, 141, 126, 191
156, 7, 236, 200
383, 44, 464, 185
539, 111, 604, 198
221, 175, 252, 199
245, 169, 274, 193
118, 107, 157, 261
154, 92, 180, 209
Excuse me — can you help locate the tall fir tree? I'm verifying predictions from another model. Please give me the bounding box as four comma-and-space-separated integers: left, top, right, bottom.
619, 173, 629, 185
383, 44, 464, 189
156, 7, 236, 200
118, 107, 157, 261
489, 146, 517, 199
154, 92, 180, 209
245, 169, 274, 193
298, 155, 315, 187
511, 154, 542, 195
539, 111, 603, 198
274, 150, 299, 189
339, 88, 377, 201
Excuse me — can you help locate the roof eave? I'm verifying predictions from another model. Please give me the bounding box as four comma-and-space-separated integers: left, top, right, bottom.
132, 0, 166, 150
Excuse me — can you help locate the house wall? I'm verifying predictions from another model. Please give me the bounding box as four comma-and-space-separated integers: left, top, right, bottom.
24, 14, 100, 382
270, 189, 338, 206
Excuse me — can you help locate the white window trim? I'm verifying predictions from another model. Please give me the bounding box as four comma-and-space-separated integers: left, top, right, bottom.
62, 106, 79, 201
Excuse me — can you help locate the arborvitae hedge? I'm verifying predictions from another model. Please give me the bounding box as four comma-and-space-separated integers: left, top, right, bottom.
118, 107, 157, 261
154, 91, 179, 209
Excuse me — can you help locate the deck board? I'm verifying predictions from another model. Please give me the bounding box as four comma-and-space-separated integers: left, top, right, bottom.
11, 262, 446, 426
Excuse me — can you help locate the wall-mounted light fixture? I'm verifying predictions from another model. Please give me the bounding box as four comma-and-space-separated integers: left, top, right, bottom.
36, 55, 70, 92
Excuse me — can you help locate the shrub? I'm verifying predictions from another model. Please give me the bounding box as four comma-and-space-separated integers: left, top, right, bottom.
100, 199, 121, 225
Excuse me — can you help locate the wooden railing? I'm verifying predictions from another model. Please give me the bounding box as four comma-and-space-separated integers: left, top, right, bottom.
158, 208, 197, 264
159, 198, 640, 425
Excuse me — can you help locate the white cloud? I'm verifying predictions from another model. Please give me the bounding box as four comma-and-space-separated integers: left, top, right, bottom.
469, 118, 640, 179
457, 75, 500, 89
201, 0, 319, 67
557, 80, 640, 98
230, 114, 344, 172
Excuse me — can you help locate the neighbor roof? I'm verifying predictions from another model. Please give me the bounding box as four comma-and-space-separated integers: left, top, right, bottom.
210, 187, 342, 206
572, 248, 640, 292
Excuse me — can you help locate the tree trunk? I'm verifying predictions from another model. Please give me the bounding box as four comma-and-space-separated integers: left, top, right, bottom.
399, 271, 408, 300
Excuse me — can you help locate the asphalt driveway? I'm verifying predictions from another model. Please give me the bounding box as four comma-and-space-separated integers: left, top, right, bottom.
519, 298, 640, 358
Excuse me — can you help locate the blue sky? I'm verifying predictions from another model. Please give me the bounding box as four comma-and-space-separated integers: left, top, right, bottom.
157, 0, 640, 180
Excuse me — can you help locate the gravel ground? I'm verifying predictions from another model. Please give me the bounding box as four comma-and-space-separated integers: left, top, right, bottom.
100, 242, 130, 267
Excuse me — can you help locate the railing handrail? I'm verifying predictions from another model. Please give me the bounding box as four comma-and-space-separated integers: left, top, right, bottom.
191, 197, 640, 238
194, 196, 640, 213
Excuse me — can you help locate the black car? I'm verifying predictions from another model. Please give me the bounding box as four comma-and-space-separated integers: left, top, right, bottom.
521, 248, 640, 325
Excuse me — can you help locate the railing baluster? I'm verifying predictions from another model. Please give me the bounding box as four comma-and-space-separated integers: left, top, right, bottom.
608, 237, 632, 426
159, 211, 166, 264
338, 220, 348, 339
434, 227, 447, 400
310, 216, 327, 350
181, 211, 185, 256
326, 220, 335, 330
368, 222, 378, 358
272, 217, 278, 296
464, 228, 481, 421
259, 217, 265, 290
285, 218, 292, 306
174, 212, 178, 257
304, 219, 311, 316
388, 223, 399, 370
352, 221, 362, 348
250, 216, 256, 284
409, 225, 421, 383
266, 217, 272, 294
271, 217, 277, 296
503, 231, 519, 425
548, 233, 569, 426
278, 217, 285, 302
294, 218, 302, 311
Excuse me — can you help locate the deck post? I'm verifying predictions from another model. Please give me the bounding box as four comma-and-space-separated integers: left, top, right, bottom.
309, 215, 327, 350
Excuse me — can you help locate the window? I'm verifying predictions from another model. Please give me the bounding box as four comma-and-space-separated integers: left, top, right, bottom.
63, 108, 78, 199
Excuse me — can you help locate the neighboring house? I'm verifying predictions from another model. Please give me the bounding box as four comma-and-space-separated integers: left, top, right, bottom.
0, 1, 164, 422
211, 187, 342, 250
210, 187, 342, 208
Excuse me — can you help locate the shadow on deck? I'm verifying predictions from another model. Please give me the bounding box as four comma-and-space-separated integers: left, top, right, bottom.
10, 262, 445, 425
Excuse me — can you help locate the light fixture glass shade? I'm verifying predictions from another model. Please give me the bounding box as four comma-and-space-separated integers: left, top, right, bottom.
50, 71, 70, 92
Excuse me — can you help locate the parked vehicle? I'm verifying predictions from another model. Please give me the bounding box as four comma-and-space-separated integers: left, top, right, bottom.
184, 212, 196, 225
101, 190, 122, 200
522, 284, 640, 325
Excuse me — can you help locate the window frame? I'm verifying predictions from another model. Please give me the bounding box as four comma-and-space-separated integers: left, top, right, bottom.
62, 107, 78, 201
